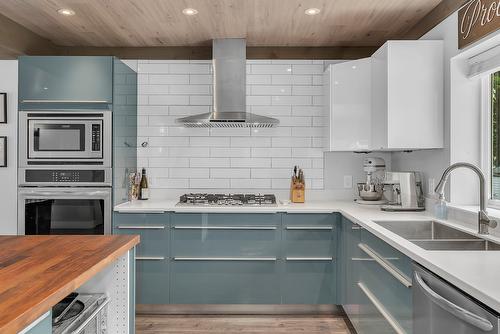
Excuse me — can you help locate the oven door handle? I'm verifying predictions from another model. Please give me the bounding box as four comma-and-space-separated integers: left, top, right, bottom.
19, 190, 110, 197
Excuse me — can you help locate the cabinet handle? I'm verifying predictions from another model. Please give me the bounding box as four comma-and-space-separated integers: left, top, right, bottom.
116, 225, 165, 229
173, 257, 277, 261
351, 225, 363, 230
286, 257, 334, 261
21, 99, 109, 103
136, 256, 165, 261
173, 226, 276, 230
357, 282, 407, 334
285, 226, 333, 230
358, 243, 412, 288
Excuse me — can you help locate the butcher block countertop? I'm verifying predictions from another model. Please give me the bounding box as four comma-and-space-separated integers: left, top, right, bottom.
0, 235, 139, 333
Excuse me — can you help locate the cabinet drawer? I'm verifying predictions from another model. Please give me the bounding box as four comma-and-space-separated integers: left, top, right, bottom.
170, 259, 280, 304
136, 259, 169, 305
113, 213, 169, 257
172, 213, 281, 227
283, 213, 338, 257
282, 260, 336, 304
172, 228, 279, 257
19, 56, 113, 104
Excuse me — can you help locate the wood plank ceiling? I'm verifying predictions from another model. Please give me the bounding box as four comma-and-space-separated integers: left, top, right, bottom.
0, 0, 444, 48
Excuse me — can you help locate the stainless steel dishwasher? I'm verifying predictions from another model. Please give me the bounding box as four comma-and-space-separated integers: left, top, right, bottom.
413, 263, 500, 334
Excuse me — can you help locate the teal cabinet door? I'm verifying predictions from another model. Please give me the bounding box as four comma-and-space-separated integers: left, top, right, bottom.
170, 213, 280, 304
281, 213, 338, 304
19, 56, 113, 104
171, 259, 280, 304
356, 229, 413, 334
340, 217, 363, 324
20, 312, 51, 334
113, 213, 170, 305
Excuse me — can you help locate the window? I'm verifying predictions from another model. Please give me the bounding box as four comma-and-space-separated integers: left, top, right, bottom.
491, 71, 500, 201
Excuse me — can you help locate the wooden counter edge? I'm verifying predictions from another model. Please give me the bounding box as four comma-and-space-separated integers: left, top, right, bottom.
0, 235, 139, 333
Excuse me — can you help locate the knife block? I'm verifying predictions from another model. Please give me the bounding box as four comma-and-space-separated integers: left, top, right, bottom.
290, 179, 305, 203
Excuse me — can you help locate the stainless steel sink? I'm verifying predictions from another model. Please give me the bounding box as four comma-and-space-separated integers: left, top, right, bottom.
373, 220, 500, 251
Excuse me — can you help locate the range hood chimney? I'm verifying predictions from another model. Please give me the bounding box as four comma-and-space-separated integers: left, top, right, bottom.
176, 39, 279, 128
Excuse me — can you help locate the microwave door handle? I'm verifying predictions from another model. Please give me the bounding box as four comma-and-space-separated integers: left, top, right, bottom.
414, 272, 493, 331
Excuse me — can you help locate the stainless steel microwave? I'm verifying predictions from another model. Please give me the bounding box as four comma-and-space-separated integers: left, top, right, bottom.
19, 110, 111, 167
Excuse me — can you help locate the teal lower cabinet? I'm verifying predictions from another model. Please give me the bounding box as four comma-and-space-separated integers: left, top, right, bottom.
113, 212, 170, 306
170, 213, 281, 304
340, 217, 363, 322
19, 312, 52, 334
353, 228, 413, 334
281, 213, 339, 304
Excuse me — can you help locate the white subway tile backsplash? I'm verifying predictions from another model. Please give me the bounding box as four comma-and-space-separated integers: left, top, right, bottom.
272, 75, 312, 85
149, 74, 189, 84
211, 168, 250, 178
190, 179, 229, 188
190, 158, 231, 168
149, 95, 189, 105
230, 179, 271, 189
170, 168, 209, 178
191, 137, 230, 147
251, 147, 291, 158
137, 59, 328, 191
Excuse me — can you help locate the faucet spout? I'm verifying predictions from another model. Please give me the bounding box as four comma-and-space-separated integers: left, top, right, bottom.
435, 162, 497, 235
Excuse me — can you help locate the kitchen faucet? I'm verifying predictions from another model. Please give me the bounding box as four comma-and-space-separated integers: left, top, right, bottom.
435, 162, 498, 235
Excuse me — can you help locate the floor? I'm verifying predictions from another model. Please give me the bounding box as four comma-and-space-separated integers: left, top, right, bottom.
136, 315, 353, 334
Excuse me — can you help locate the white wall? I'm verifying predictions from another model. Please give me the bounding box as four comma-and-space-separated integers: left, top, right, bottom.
0, 60, 17, 234
136, 59, 377, 199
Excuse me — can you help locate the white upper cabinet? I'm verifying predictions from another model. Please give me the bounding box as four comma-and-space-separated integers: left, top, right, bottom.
323, 58, 372, 151
323, 40, 444, 152
371, 40, 444, 150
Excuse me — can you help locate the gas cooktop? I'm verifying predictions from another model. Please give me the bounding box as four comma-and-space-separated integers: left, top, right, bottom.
177, 193, 277, 206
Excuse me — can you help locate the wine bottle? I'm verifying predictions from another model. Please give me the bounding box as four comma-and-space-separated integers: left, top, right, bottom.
139, 168, 149, 200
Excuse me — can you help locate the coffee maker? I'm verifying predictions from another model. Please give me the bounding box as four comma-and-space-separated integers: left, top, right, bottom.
381, 172, 425, 211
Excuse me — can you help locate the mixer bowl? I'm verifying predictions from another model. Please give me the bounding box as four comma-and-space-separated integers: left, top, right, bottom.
357, 183, 384, 201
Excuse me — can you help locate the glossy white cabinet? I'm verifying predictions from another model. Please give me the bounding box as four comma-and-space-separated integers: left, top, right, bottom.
371, 40, 444, 150
323, 58, 372, 151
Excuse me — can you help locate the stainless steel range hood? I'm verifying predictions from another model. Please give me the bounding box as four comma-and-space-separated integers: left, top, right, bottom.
176, 39, 279, 128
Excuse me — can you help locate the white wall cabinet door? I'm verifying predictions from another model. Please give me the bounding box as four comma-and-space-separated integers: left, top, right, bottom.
371, 40, 444, 150
323, 58, 372, 152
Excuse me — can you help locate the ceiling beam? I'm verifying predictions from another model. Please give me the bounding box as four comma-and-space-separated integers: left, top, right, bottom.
0, 12, 57, 58
50, 46, 377, 60
404, 0, 470, 40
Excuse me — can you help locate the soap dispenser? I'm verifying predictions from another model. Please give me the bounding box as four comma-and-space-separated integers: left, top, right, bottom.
434, 194, 448, 220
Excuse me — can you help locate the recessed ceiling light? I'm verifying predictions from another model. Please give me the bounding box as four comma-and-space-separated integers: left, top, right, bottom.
182, 8, 198, 16
305, 8, 321, 16
57, 8, 76, 16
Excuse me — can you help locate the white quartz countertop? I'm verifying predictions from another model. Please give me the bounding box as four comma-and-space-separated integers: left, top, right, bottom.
115, 199, 500, 313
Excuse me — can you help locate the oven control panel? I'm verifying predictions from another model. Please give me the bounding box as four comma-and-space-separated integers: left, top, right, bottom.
91, 124, 101, 151
25, 170, 105, 183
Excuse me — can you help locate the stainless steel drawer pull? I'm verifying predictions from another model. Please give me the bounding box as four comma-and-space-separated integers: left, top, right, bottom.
285, 226, 333, 230
351, 225, 363, 230
286, 257, 334, 261
117, 225, 165, 229
136, 256, 165, 261
357, 282, 407, 334
173, 226, 276, 230
358, 243, 412, 288
414, 272, 493, 331
21, 99, 109, 103
173, 257, 277, 261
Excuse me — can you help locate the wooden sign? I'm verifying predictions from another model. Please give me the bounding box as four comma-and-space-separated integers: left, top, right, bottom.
459, 0, 500, 49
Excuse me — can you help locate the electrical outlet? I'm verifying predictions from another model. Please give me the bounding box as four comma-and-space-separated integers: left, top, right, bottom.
428, 178, 435, 195
343, 175, 353, 189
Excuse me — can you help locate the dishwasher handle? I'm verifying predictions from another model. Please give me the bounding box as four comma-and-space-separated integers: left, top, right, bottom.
414, 272, 494, 332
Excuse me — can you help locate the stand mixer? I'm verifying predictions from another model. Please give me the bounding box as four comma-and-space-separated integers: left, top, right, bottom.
356, 157, 387, 205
